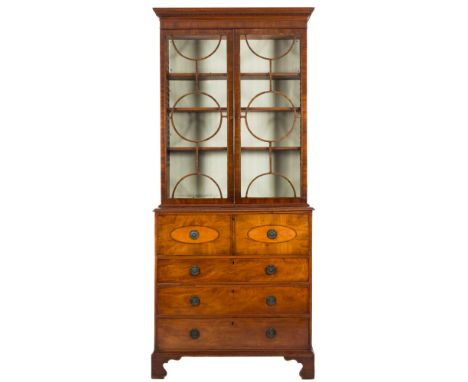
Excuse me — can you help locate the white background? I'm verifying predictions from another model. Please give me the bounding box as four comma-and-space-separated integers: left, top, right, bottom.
1, 0, 468, 381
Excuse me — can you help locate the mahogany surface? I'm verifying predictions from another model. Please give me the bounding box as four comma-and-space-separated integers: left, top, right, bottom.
156, 214, 231, 255
152, 7, 315, 379
157, 285, 309, 316
157, 317, 309, 350
157, 257, 309, 283
235, 213, 310, 255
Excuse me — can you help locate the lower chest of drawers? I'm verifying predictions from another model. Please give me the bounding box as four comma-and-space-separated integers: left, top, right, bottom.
154, 210, 312, 351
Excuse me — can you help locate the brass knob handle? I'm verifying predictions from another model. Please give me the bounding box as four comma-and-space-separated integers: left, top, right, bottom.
189, 265, 200, 276
189, 295, 200, 306
265, 264, 277, 275
265, 327, 276, 338
189, 230, 199, 240
189, 328, 200, 339
266, 229, 277, 239
266, 295, 277, 306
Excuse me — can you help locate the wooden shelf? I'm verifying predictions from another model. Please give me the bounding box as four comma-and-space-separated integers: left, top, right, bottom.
168, 73, 227, 80
241, 146, 301, 151
169, 146, 299, 152
168, 72, 299, 80
241, 107, 300, 112
169, 107, 226, 112
169, 147, 227, 152
168, 107, 299, 112
241, 72, 300, 80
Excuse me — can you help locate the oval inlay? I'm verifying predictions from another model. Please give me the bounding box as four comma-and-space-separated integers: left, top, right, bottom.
247, 225, 297, 244
171, 225, 219, 244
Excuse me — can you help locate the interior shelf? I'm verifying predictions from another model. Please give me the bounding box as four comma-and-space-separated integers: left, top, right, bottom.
168, 107, 299, 112
168, 73, 227, 80
168, 147, 227, 152
167, 72, 300, 80
241, 107, 300, 112
241, 72, 300, 80
241, 146, 301, 151
169, 107, 226, 112
169, 146, 299, 152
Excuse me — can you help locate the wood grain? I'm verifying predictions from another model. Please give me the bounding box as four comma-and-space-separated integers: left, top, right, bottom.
236, 213, 310, 255
170, 225, 219, 244
157, 285, 309, 315
157, 318, 309, 350
152, 7, 315, 380
157, 257, 309, 283
154, 8, 314, 18
155, 9, 313, 30
156, 214, 230, 255
151, 353, 181, 379
247, 224, 297, 244
285, 351, 315, 379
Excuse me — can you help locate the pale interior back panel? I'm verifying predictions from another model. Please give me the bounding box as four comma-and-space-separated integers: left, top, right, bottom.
167, 37, 228, 198
240, 37, 301, 198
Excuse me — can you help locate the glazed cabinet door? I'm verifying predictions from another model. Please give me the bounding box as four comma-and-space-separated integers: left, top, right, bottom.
235, 30, 307, 203
161, 30, 233, 204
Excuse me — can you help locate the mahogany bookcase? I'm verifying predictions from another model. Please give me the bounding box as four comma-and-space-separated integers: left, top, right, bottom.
152, 8, 315, 379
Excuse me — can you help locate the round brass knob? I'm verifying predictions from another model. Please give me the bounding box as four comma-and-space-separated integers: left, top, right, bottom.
265, 264, 277, 275
189, 295, 200, 306
266, 229, 277, 239
189, 230, 199, 240
266, 295, 277, 306
189, 328, 200, 339
189, 265, 200, 276
265, 327, 277, 338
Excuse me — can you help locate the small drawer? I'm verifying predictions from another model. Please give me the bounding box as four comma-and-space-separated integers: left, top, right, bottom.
157, 285, 309, 316
157, 258, 309, 283
156, 214, 230, 256
157, 318, 309, 350
235, 213, 310, 255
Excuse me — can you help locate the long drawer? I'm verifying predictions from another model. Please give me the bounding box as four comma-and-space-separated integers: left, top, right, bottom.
235, 213, 310, 255
157, 318, 309, 350
157, 258, 309, 283
156, 214, 231, 256
157, 285, 309, 315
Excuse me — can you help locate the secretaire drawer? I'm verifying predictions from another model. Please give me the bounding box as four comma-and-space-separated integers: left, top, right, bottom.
157, 258, 309, 283
157, 318, 309, 350
157, 285, 309, 316
235, 213, 310, 255
156, 214, 231, 256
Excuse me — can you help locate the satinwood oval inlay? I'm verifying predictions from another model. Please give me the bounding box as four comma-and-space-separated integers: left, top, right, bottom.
247, 225, 297, 244
171, 225, 219, 244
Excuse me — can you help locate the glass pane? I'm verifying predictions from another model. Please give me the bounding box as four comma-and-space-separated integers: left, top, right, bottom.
169, 38, 227, 73
169, 151, 227, 198
167, 35, 228, 199
241, 150, 300, 198
240, 35, 301, 198
240, 38, 300, 73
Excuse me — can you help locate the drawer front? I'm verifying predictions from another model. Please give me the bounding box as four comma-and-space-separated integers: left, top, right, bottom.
235, 213, 310, 255
156, 214, 230, 256
157, 318, 309, 350
157, 286, 309, 315
157, 258, 309, 283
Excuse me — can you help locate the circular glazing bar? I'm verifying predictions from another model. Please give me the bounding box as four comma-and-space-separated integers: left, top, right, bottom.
244, 172, 297, 198
171, 173, 223, 199
244, 90, 298, 143
171, 36, 222, 61
170, 91, 223, 143
244, 35, 296, 61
